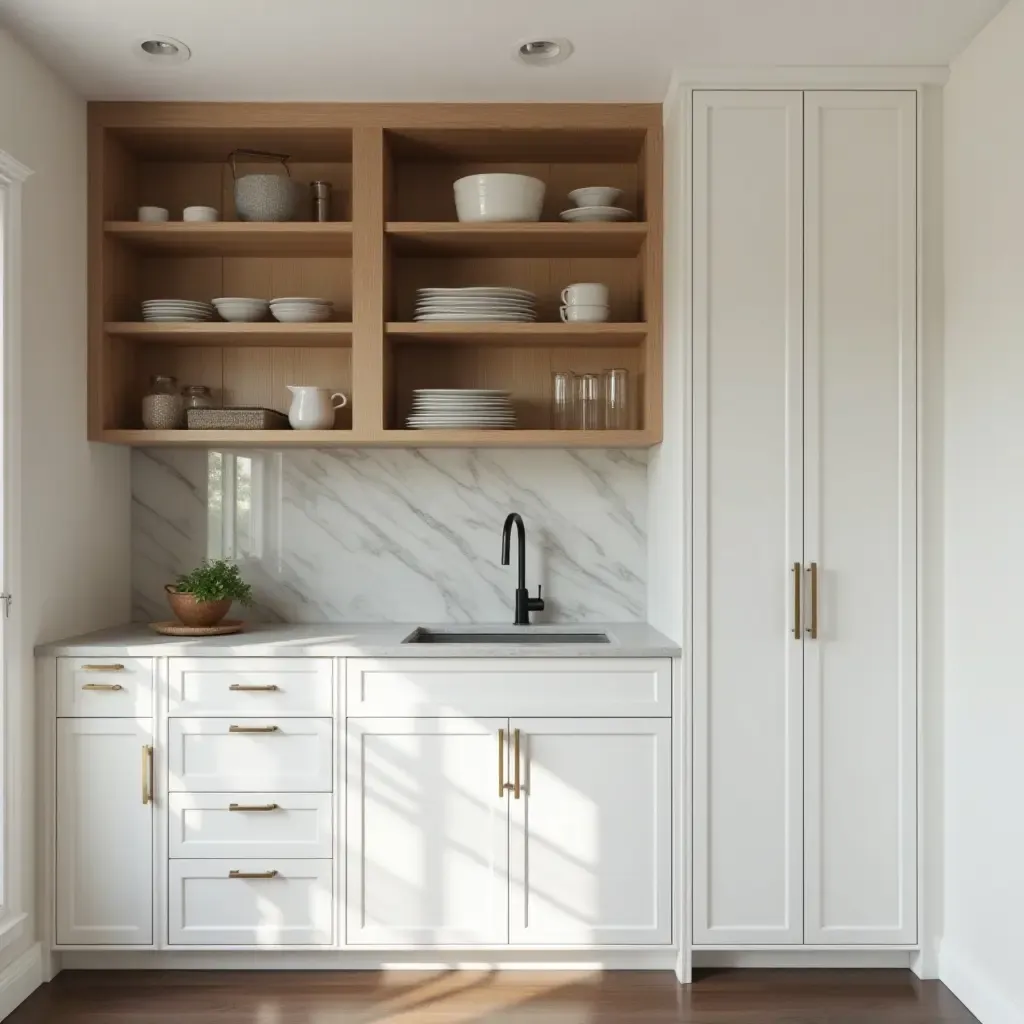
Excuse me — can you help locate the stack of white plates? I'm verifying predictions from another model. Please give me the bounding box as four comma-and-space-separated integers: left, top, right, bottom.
406, 389, 517, 430
142, 299, 214, 323
270, 297, 333, 323
414, 287, 536, 322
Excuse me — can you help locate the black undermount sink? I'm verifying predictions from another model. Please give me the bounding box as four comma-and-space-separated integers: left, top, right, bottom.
403, 628, 611, 645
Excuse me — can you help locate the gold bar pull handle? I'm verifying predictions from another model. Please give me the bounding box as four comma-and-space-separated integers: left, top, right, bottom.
513, 728, 522, 800
83, 682, 124, 691
498, 728, 504, 797
228, 724, 279, 733
807, 562, 819, 640
229, 803, 279, 812
792, 562, 802, 638
82, 664, 125, 672
229, 870, 278, 879
142, 745, 153, 805
229, 683, 280, 692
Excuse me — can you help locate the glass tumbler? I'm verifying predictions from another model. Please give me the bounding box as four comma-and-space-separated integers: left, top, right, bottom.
551, 371, 574, 429
603, 368, 630, 430
575, 373, 601, 430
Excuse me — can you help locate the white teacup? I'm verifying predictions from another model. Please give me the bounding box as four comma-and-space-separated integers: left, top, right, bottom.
561, 282, 609, 307
183, 205, 219, 222
560, 304, 609, 323
138, 206, 169, 223
569, 186, 622, 208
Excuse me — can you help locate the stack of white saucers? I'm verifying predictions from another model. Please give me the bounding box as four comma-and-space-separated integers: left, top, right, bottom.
414, 287, 536, 322
406, 389, 516, 430
142, 299, 214, 323
270, 297, 333, 323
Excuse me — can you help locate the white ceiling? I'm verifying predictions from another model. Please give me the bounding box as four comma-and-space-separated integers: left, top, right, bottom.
0, 0, 1008, 103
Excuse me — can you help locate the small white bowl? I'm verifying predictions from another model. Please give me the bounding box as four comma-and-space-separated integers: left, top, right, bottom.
560, 304, 610, 323
271, 306, 332, 323
183, 205, 219, 222
270, 296, 332, 305
138, 205, 169, 223
569, 186, 623, 209
454, 173, 545, 222
213, 297, 269, 322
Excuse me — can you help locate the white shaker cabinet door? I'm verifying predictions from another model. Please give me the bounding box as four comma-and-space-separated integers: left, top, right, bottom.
802, 90, 918, 944
346, 717, 509, 945
691, 90, 805, 945
508, 718, 671, 945
56, 718, 154, 945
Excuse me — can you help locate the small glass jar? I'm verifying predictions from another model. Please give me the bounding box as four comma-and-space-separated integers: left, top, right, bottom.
551, 371, 574, 430
575, 373, 601, 430
142, 375, 184, 430
182, 384, 216, 411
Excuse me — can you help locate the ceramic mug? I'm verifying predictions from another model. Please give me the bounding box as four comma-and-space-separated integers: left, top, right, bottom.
560, 304, 609, 323
287, 385, 348, 430
138, 205, 169, 223
561, 282, 609, 307
183, 205, 219, 222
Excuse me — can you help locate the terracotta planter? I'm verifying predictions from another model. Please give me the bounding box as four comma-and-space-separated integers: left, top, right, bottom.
164, 585, 232, 628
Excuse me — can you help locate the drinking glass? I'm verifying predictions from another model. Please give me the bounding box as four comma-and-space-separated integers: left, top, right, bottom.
575, 373, 601, 430
551, 371, 574, 430
603, 368, 630, 429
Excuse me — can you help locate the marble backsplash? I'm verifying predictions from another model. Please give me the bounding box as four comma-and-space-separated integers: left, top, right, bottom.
132, 448, 648, 624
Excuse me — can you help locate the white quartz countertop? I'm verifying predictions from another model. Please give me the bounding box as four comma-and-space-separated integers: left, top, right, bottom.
36, 622, 680, 658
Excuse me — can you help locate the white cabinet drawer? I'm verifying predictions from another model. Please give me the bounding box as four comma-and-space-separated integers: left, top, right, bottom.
168, 658, 333, 716
169, 793, 333, 859
168, 859, 333, 946
168, 719, 333, 792
346, 658, 672, 717
58, 658, 154, 717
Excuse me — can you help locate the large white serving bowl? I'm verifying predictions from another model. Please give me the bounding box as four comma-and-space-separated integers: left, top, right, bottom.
453, 173, 545, 222
213, 297, 270, 322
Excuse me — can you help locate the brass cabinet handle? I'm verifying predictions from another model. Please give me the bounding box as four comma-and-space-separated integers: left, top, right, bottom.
807, 562, 819, 640
229, 869, 278, 879
513, 728, 522, 800
229, 683, 280, 692
228, 724, 279, 733
229, 803, 279, 812
82, 664, 125, 672
498, 728, 506, 797
82, 682, 124, 691
142, 745, 153, 805
792, 562, 802, 638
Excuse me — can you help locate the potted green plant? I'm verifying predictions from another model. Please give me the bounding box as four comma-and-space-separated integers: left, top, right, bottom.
165, 559, 254, 628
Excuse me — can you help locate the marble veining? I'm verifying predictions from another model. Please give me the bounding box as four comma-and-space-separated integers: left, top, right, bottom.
132, 448, 647, 624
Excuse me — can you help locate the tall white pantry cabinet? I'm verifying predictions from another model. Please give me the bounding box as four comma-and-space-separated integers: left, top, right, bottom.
690, 90, 918, 946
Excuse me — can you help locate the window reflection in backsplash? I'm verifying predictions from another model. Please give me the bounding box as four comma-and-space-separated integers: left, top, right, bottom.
207, 451, 281, 567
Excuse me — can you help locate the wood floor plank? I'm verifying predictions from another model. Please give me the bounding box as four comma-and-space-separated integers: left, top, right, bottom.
7, 969, 980, 1023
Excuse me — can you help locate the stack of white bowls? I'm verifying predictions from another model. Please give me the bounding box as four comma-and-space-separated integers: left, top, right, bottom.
454, 173, 545, 222
270, 297, 333, 323
414, 287, 536, 322
212, 297, 269, 323
560, 186, 633, 222
407, 389, 516, 430
142, 299, 214, 323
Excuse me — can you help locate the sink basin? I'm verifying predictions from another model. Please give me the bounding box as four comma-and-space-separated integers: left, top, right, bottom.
403, 628, 610, 645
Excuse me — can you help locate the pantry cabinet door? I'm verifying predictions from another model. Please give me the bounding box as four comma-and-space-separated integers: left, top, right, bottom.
802, 90, 918, 945
691, 90, 805, 945
56, 718, 154, 945
508, 718, 671, 945
346, 717, 509, 944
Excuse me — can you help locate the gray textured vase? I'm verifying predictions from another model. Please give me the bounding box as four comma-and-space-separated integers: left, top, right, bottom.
234, 173, 297, 222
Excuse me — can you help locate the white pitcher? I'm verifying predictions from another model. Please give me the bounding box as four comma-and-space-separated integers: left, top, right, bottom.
287, 385, 348, 430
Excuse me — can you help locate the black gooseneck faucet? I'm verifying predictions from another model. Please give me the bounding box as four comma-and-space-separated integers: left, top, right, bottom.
501, 512, 545, 626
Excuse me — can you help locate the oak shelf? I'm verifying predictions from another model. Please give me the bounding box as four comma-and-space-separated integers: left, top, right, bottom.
105, 322, 353, 347
104, 221, 354, 257
386, 322, 647, 347
386, 222, 648, 257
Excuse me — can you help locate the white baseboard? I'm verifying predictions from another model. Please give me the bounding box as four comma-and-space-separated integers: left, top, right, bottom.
693, 950, 912, 969
60, 949, 678, 971
940, 942, 1023, 1024
0, 943, 42, 1022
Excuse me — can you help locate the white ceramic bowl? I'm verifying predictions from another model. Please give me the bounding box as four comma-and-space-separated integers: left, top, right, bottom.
453, 173, 545, 222
213, 297, 269, 322
569, 186, 622, 208
138, 205, 169, 223
184, 205, 220, 222
271, 305, 332, 323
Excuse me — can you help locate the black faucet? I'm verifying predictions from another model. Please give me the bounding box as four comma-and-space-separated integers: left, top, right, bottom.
501, 512, 545, 626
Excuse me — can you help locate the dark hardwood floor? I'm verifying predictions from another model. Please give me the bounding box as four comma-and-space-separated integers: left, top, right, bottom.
7, 968, 980, 1023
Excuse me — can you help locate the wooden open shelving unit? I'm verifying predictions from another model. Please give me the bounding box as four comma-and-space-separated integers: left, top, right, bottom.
90, 103, 663, 447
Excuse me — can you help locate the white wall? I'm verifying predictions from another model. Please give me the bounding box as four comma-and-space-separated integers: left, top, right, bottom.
943, 2, 1024, 1020
0, 23, 130, 1000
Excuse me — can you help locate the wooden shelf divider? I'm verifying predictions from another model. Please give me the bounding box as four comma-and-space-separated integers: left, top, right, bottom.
104, 221, 353, 256
386, 222, 648, 257
386, 322, 647, 347
105, 322, 353, 347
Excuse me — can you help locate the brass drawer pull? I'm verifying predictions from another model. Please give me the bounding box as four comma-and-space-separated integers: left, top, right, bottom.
229, 683, 280, 692
229, 803, 279, 812
229, 869, 278, 879
82, 664, 125, 672
498, 728, 511, 797
513, 728, 522, 800
228, 724, 279, 733
82, 682, 124, 691
792, 562, 802, 638
807, 562, 819, 640
142, 745, 153, 805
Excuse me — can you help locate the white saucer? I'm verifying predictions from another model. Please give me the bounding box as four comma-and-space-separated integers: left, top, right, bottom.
559, 206, 634, 222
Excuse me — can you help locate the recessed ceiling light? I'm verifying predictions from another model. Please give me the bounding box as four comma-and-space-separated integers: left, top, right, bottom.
135, 35, 191, 65
516, 38, 573, 67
